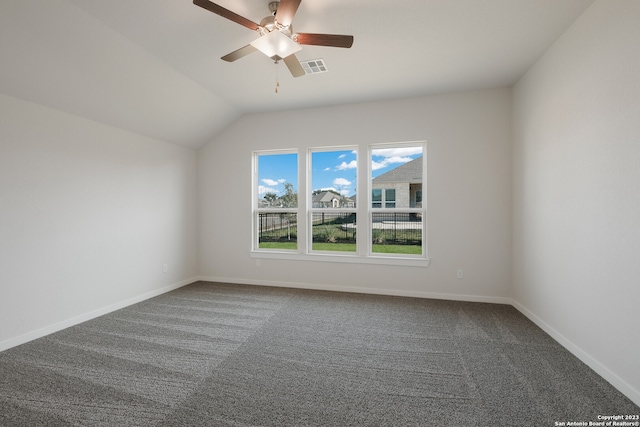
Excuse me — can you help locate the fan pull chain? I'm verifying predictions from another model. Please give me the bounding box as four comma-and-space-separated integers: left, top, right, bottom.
275, 61, 280, 93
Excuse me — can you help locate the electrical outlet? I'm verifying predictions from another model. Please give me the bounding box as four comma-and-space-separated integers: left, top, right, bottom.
163, 263, 168, 273
457, 269, 464, 279
255, 259, 261, 267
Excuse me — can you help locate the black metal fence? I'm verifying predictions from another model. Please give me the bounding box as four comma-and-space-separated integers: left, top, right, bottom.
311, 212, 356, 244
257, 212, 422, 245
258, 212, 298, 242
371, 212, 422, 245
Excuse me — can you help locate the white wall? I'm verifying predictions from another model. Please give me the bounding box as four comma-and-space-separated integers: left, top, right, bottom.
199, 89, 512, 302
512, 0, 640, 405
1, 1, 637, 407
0, 93, 199, 349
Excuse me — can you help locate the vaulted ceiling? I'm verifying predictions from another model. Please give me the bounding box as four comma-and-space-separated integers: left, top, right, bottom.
0, 0, 594, 148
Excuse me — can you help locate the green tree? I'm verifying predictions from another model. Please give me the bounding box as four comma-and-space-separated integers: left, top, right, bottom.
264, 192, 278, 207
278, 182, 297, 240
279, 182, 297, 208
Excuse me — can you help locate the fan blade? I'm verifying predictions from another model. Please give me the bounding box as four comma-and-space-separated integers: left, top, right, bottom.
296, 33, 354, 48
283, 54, 305, 78
275, 0, 301, 27
221, 44, 257, 62
193, 0, 260, 31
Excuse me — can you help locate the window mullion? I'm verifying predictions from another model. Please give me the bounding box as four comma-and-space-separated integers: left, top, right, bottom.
357, 148, 370, 256
297, 151, 307, 254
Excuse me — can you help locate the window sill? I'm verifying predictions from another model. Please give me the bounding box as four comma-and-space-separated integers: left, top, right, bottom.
250, 250, 430, 267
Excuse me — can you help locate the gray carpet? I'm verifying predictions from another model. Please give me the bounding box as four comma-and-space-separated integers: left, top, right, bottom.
0, 281, 637, 426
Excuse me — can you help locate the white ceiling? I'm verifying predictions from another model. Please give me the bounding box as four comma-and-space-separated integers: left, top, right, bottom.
0, 0, 594, 149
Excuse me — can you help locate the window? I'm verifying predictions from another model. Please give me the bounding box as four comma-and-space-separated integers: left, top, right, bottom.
385, 189, 396, 208
372, 188, 397, 208
252, 141, 427, 265
254, 151, 298, 251
309, 148, 357, 253
372, 189, 382, 208
370, 144, 424, 255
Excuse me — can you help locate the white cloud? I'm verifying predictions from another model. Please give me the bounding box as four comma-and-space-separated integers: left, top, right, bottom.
258, 186, 279, 195
371, 161, 387, 171
371, 156, 414, 171
262, 178, 286, 186
323, 167, 331, 171
338, 154, 346, 159
336, 160, 357, 170
333, 178, 352, 187
386, 156, 414, 164
339, 189, 350, 196
372, 147, 423, 158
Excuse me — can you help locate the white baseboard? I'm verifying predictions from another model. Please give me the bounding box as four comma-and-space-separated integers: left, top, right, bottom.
0, 277, 199, 352
511, 299, 640, 407
196, 276, 513, 305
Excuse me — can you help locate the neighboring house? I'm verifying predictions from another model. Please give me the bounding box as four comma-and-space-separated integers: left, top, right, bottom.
312, 191, 354, 208
372, 156, 423, 209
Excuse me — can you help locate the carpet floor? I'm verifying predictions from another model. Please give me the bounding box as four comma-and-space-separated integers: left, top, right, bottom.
0, 281, 637, 426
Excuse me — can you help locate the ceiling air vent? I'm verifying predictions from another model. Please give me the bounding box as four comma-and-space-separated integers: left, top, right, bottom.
300, 59, 328, 75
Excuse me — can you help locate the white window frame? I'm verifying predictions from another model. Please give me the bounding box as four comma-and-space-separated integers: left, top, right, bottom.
252, 149, 300, 253
308, 146, 358, 255
368, 142, 427, 259
251, 142, 429, 267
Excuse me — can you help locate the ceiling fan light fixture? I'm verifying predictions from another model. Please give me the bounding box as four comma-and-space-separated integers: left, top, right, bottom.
250, 29, 301, 60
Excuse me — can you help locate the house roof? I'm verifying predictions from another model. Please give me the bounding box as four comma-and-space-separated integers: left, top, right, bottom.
312, 191, 342, 203
373, 157, 423, 184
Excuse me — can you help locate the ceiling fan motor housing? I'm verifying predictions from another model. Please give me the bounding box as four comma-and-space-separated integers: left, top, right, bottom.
260, 2, 292, 36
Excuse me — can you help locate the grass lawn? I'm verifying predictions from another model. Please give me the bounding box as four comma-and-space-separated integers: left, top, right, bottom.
312, 243, 356, 252
372, 245, 422, 255
259, 242, 297, 250
259, 241, 421, 255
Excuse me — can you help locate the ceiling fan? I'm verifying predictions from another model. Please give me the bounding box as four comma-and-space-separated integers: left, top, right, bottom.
193, 0, 354, 77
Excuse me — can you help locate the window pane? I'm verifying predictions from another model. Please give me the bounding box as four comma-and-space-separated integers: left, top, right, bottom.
371, 144, 424, 256
310, 149, 357, 253
257, 212, 297, 249
371, 212, 422, 255
372, 189, 382, 208
385, 189, 396, 208
311, 212, 356, 252
257, 153, 298, 208
311, 150, 356, 208
255, 151, 298, 251
371, 147, 423, 210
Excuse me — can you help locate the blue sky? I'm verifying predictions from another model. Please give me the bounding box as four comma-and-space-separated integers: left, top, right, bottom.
257, 153, 298, 196
257, 147, 423, 197
311, 150, 358, 196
